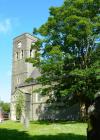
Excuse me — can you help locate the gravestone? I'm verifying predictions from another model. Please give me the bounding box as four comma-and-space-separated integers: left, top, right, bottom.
23, 93, 31, 129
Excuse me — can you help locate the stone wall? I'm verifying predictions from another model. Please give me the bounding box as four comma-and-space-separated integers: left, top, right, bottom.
31, 102, 80, 121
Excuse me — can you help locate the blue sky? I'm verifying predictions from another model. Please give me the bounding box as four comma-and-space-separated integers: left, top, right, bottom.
0, 0, 64, 102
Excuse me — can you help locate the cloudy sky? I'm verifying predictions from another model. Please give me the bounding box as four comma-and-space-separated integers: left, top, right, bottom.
0, 0, 63, 102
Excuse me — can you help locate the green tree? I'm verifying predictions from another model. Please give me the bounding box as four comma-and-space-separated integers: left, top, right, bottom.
15, 91, 24, 120
0, 101, 10, 113
28, 0, 100, 113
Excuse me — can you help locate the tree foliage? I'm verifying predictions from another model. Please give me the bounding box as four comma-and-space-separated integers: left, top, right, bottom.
0, 101, 10, 113
28, 0, 100, 106
15, 91, 25, 120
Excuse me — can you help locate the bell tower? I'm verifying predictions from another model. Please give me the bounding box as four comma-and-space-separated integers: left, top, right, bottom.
11, 33, 37, 120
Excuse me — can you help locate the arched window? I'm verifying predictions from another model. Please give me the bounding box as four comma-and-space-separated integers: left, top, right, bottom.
15, 52, 18, 60
17, 77, 20, 85
22, 50, 23, 58
20, 50, 24, 59
36, 93, 42, 102
30, 49, 32, 57
30, 49, 35, 58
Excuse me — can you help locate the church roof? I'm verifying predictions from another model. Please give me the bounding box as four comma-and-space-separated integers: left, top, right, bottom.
17, 82, 36, 88
13, 33, 37, 41
30, 68, 41, 79
17, 68, 41, 88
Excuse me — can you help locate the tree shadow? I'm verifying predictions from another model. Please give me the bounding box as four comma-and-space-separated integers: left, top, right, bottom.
30, 120, 81, 125
30, 120, 51, 125
0, 128, 86, 140
36, 103, 80, 121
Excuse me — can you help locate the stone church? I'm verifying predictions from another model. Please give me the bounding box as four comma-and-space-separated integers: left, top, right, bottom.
10, 33, 49, 121
10, 33, 80, 121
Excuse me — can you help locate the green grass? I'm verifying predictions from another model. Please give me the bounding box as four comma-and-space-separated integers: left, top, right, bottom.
0, 120, 87, 140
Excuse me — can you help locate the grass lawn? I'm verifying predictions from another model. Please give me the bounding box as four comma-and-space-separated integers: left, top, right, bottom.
0, 120, 87, 140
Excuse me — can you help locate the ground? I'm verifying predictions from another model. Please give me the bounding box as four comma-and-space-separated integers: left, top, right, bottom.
0, 121, 87, 140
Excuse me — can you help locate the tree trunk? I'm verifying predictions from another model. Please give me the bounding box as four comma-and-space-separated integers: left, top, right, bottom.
80, 102, 87, 121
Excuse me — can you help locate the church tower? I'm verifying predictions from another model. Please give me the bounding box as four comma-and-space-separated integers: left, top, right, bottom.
11, 33, 37, 120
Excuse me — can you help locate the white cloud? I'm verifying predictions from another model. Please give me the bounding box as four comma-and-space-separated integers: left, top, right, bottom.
0, 18, 12, 34
0, 18, 20, 34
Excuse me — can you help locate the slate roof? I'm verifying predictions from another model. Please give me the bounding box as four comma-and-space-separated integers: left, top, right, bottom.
17, 68, 41, 88
30, 68, 41, 79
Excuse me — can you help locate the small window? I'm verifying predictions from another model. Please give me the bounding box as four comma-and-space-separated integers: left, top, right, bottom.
15, 52, 18, 60
30, 49, 32, 57
17, 42, 22, 48
22, 50, 23, 58
36, 93, 42, 102
20, 50, 24, 59
17, 77, 20, 85
30, 49, 35, 57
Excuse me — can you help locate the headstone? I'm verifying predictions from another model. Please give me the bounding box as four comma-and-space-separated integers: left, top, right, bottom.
23, 93, 30, 129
